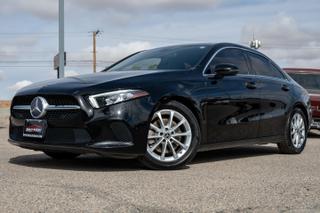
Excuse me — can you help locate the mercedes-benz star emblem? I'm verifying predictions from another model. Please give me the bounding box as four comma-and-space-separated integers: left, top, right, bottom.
30, 97, 49, 119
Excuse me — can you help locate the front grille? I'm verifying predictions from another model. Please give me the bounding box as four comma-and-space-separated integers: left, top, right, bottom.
12, 95, 78, 106
11, 95, 86, 127
12, 109, 86, 127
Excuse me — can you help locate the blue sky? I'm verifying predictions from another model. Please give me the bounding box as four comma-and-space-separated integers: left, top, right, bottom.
0, 0, 319, 99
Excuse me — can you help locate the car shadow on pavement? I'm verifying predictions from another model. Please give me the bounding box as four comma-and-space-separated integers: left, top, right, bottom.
308, 131, 320, 138
9, 154, 142, 172
9, 145, 279, 171
192, 145, 279, 165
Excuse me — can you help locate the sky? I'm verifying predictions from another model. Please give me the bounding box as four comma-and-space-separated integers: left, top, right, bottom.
0, 0, 319, 99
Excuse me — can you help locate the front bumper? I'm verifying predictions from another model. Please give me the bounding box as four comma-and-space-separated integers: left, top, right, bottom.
8, 139, 136, 159
9, 97, 154, 158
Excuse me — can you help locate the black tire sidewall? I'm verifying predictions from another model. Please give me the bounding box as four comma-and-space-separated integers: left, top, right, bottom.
286, 108, 308, 153
142, 101, 200, 169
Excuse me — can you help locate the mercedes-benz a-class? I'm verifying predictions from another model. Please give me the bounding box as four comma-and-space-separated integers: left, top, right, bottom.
9, 43, 311, 169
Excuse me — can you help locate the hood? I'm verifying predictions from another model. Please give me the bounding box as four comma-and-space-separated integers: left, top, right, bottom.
16, 70, 162, 96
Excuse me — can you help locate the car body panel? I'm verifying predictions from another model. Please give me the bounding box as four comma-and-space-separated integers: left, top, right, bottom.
254, 76, 293, 137
9, 43, 311, 158
284, 68, 319, 129
205, 74, 260, 142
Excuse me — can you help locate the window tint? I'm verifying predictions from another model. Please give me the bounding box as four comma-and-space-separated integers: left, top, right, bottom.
120, 58, 161, 70
270, 63, 285, 79
248, 53, 284, 79
209, 49, 250, 75
108, 45, 211, 71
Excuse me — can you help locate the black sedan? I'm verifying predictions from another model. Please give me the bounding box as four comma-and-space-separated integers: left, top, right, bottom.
9, 43, 311, 169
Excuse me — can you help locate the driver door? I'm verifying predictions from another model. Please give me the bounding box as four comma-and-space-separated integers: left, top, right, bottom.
205, 48, 261, 143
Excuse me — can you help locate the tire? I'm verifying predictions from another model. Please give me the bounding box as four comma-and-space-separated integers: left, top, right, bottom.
278, 108, 307, 154
44, 151, 80, 160
139, 101, 200, 170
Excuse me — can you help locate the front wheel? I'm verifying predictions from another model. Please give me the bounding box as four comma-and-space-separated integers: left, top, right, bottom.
278, 108, 308, 154
139, 101, 200, 170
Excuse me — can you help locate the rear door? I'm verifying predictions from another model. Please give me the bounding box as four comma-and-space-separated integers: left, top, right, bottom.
247, 52, 292, 137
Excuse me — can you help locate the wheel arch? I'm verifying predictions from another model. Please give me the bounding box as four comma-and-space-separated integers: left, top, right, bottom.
293, 102, 310, 125
156, 96, 202, 128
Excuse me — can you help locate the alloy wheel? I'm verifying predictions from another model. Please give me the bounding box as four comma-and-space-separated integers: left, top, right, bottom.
290, 112, 306, 149
147, 109, 192, 162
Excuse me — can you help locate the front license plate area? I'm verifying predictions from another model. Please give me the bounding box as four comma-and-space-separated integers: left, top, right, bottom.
23, 119, 47, 139
312, 121, 320, 129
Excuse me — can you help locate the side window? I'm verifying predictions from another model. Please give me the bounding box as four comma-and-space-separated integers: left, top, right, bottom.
270, 62, 286, 79
248, 53, 284, 79
209, 49, 250, 75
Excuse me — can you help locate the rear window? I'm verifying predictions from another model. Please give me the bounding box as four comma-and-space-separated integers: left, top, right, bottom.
248, 53, 284, 79
288, 73, 320, 90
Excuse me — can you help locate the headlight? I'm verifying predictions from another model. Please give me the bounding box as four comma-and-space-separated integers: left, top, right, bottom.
88, 89, 149, 108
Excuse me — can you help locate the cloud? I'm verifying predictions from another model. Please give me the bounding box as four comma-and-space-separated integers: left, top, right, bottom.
0, 37, 39, 60
0, 0, 58, 20
0, 71, 4, 80
0, 45, 19, 60
71, 41, 152, 66
72, 0, 220, 12
241, 14, 320, 67
1, 0, 219, 20
97, 41, 152, 62
242, 15, 319, 45
8, 80, 33, 92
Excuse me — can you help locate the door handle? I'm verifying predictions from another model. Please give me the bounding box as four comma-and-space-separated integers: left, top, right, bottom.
282, 84, 290, 91
245, 81, 257, 89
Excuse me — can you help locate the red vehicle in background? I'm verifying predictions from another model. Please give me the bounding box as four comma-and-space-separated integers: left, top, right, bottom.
284, 68, 320, 130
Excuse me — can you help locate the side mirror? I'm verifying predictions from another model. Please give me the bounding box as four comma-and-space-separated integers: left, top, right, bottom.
207, 64, 239, 78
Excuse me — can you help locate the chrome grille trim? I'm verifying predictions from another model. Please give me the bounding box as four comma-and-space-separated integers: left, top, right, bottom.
47, 105, 81, 110
13, 105, 81, 110
12, 105, 30, 110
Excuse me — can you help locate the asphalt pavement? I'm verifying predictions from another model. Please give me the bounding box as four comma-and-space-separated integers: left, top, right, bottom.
0, 113, 320, 212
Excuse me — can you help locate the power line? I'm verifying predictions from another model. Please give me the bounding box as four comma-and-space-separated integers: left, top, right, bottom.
0, 32, 89, 36
262, 46, 320, 49
0, 59, 114, 63
0, 46, 319, 58
0, 31, 221, 43
1, 30, 320, 48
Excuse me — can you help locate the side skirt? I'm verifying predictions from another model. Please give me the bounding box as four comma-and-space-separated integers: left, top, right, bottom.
197, 135, 283, 152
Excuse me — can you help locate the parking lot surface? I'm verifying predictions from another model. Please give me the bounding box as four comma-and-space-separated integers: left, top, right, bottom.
0, 113, 320, 212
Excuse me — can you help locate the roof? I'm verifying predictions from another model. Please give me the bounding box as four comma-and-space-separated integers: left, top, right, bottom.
150, 43, 254, 51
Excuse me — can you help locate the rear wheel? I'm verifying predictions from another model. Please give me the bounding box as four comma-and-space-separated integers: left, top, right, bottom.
44, 151, 80, 160
278, 108, 307, 154
139, 101, 200, 170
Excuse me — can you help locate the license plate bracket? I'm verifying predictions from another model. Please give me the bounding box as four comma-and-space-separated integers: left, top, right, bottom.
23, 119, 47, 139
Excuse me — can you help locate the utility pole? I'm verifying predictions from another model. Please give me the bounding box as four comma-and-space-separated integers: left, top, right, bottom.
92, 30, 101, 73
58, 0, 65, 78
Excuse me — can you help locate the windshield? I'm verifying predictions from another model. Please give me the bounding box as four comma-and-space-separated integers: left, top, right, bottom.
289, 73, 320, 91
106, 45, 211, 72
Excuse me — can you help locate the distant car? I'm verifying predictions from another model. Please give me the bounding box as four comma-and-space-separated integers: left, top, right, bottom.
284, 68, 320, 130
9, 43, 311, 169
